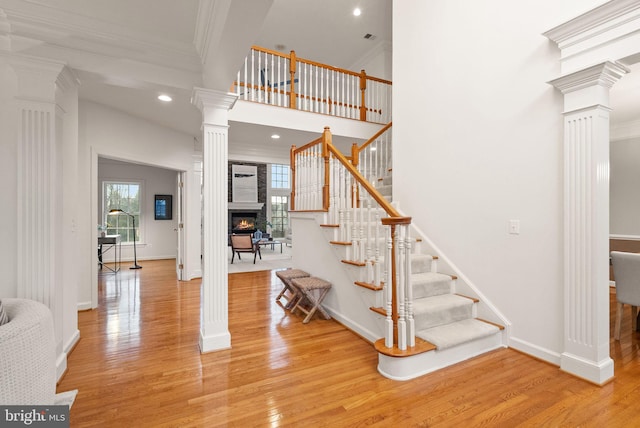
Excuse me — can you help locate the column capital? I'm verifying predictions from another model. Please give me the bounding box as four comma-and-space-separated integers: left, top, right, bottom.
549, 61, 629, 113
549, 61, 628, 94
9, 55, 69, 101
191, 87, 237, 125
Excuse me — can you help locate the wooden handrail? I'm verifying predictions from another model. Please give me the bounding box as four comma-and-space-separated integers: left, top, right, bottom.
358, 122, 392, 153
327, 139, 405, 220
250, 45, 393, 85
293, 136, 323, 155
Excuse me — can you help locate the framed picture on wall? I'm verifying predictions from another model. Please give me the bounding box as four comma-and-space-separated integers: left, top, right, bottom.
154, 194, 173, 220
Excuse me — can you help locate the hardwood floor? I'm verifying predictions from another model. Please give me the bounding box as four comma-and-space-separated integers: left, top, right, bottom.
58, 260, 640, 427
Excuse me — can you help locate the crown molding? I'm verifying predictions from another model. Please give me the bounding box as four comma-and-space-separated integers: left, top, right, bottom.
194, 0, 231, 66
544, 0, 640, 46
1, 3, 201, 74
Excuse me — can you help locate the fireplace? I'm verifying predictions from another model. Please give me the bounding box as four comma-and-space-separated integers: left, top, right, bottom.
231, 212, 257, 234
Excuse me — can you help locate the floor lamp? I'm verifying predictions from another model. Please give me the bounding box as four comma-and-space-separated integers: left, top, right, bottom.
108, 209, 142, 269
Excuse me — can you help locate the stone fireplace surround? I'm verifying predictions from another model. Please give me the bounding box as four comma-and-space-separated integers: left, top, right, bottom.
227, 161, 267, 237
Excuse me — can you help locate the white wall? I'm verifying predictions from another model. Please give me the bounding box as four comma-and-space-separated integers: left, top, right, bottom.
78, 100, 203, 308
0, 59, 18, 298
392, 0, 605, 364
611, 138, 640, 237
98, 159, 179, 260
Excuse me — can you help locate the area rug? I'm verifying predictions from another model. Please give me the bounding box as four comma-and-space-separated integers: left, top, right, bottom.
228, 244, 293, 274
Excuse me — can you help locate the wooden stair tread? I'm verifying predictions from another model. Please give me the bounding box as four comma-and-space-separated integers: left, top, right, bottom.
320, 224, 339, 228
355, 281, 383, 291
330, 241, 352, 246
455, 293, 479, 303
342, 259, 366, 267
477, 318, 505, 330
374, 337, 436, 357
370, 306, 386, 316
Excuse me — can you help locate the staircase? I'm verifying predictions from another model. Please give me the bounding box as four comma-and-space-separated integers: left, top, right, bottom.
290, 125, 507, 380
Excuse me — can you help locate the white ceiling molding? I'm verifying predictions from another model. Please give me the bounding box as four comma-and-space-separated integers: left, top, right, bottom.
544, 0, 640, 74
2, 3, 201, 74
195, 0, 274, 90
0, 9, 11, 51
194, 0, 230, 67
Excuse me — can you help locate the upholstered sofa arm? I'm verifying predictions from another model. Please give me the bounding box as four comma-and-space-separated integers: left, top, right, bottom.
0, 298, 56, 405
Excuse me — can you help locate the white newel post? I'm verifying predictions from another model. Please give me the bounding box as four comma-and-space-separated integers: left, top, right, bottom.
192, 88, 237, 353
550, 62, 628, 384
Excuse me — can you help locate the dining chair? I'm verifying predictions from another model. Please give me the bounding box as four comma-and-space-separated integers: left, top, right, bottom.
610, 251, 640, 340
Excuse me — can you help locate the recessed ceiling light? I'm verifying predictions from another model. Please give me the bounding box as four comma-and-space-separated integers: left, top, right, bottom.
271, 134, 280, 139
158, 94, 172, 102
353, 8, 361, 16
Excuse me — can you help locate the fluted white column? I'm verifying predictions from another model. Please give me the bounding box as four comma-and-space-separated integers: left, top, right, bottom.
13, 59, 63, 305
192, 88, 237, 353
12, 56, 79, 380
550, 61, 628, 384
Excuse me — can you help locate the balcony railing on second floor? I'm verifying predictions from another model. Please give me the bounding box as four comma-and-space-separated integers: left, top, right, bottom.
232, 46, 392, 124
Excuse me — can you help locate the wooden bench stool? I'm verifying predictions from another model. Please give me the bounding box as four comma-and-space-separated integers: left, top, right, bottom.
275, 269, 310, 309
290, 277, 332, 323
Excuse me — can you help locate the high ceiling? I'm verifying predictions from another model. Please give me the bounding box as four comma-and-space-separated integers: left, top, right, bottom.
21, 0, 392, 156
3, 0, 638, 159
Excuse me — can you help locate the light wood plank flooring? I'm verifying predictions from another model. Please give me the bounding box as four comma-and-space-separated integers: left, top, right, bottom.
57, 260, 640, 427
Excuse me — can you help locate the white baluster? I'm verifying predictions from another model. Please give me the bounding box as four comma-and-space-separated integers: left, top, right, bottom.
365, 197, 373, 283
250, 49, 255, 102
385, 226, 393, 348
405, 225, 415, 347
397, 226, 406, 351
243, 57, 248, 101
374, 209, 381, 287
316, 145, 322, 209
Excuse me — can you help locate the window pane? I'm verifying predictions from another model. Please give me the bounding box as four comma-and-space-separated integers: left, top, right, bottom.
271, 164, 290, 189
270, 195, 288, 238
103, 181, 142, 244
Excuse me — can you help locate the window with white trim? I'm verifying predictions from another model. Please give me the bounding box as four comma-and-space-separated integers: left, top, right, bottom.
103, 181, 142, 243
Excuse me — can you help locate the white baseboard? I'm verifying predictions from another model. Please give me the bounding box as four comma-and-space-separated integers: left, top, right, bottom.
508, 336, 561, 366
610, 234, 640, 241
188, 269, 203, 280
56, 351, 67, 383
560, 352, 614, 385
199, 331, 231, 353
57, 330, 80, 382
64, 329, 80, 355
324, 307, 379, 344
77, 301, 92, 311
